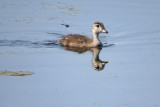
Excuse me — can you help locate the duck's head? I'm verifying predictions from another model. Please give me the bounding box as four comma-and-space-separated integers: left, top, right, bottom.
92, 22, 108, 34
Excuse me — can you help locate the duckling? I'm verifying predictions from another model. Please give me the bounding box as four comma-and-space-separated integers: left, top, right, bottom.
57, 22, 108, 47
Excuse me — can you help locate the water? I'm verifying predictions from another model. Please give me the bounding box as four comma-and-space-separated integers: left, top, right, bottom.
0, 0, 160, 107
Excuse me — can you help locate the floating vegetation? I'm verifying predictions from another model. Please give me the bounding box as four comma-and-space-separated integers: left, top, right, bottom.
0, 70, 34, 76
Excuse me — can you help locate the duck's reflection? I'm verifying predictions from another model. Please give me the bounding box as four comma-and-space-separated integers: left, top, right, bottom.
90, 47, 108, 71
63, 46, 108, 71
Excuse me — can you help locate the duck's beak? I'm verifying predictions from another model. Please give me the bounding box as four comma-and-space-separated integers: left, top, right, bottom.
102, 29, 108, 33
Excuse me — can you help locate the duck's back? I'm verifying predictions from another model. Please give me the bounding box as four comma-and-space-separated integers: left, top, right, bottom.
58, 34, 93, 47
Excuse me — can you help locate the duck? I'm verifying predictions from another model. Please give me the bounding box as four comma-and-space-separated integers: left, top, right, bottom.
57, 22, 108, 47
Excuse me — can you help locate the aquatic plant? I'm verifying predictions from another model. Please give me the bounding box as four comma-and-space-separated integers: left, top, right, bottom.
0, 70, 34, 76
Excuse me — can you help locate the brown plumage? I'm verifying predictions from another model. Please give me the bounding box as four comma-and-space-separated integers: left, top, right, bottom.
58, 34, 93, 47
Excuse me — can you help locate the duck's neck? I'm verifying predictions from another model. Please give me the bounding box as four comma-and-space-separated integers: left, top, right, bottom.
92, 32, 101, 46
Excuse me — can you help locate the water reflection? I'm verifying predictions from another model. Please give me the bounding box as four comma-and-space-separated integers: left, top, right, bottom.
63, 46, 108, 71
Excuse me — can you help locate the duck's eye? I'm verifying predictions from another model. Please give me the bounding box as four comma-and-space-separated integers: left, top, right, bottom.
96, 25, 99, 28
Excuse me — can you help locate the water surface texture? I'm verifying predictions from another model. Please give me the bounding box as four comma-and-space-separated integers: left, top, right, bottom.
0, 0, 160, 107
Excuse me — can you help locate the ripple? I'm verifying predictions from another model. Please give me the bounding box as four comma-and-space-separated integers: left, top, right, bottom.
0, 39, 60, 48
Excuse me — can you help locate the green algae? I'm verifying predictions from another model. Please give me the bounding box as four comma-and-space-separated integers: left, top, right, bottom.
0, 70, 34, 76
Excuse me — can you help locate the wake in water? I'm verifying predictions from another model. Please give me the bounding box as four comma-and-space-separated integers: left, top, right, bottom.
0, 39, 60, 48
0, 39, 114, 48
